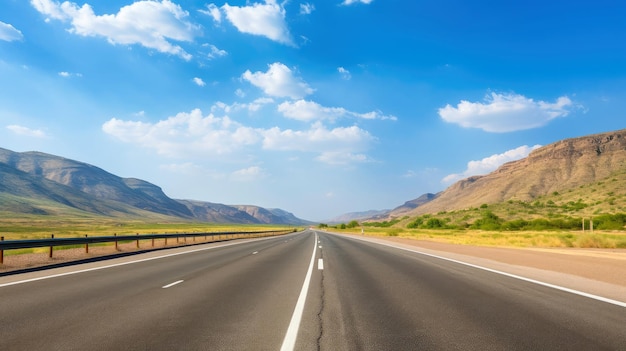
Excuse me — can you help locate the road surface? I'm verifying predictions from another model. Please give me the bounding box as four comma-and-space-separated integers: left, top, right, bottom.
0, 230, 624, 350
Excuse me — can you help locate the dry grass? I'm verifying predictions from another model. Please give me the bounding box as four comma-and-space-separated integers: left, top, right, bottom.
332, 227, 626, 249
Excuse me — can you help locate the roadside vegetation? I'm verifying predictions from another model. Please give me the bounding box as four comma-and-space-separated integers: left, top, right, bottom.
324, 174, 626, 249
0, 215, 298, 256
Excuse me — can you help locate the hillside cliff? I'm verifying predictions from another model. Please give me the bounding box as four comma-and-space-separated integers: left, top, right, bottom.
404, 129, 626, 216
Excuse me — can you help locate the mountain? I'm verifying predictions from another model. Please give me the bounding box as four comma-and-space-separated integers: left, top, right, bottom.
389, 193, 439, 216
0, 148, 193, 218
325, 209, 392, 224
401, 129, 626, 217
327, 193, 440, 223
0, 147, 310, 225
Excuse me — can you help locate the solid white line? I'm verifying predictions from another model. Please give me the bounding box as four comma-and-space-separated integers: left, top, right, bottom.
162, 280, 184, 289
318, 258, 324, 270
0, 236, 284, 288
280, 232, 318, 351
342, 234, 626, 308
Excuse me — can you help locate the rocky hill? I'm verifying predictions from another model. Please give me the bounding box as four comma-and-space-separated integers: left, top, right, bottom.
0, 148, 310, 225
400, 129, 626, 217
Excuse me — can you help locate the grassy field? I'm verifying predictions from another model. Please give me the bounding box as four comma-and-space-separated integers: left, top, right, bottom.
0, 216, 296, 240
331, 227, 626, 249
0, 216, 299, 257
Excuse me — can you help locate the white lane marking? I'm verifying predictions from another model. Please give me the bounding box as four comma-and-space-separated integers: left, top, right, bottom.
341, 234, 626, 309
280, 232, 318, 351
0, 235, 291, 288
162, 280, 184, 289
318, 259, 324, 270
252, 251, 259, 255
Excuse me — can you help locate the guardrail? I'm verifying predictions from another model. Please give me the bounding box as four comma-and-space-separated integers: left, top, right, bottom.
0, 229, 297, 264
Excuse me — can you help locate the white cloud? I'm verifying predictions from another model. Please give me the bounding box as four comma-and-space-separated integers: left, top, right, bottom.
102, 109, 375, 165
231, 166, 266, 181
442, 144, 542, 185
438, 92, 576, 133
342, 0, 374, 5
102, 108, 259, 157
337, 66, 351, 80
211, 98, 275, 113
242, 62, 314, 99
219, 0, 293, 45
6, 125, 47, 138
0, 21, 23, 42
204, 43, 227, 59
58, 71, 82, 78
30, 0, 200, 60
315, 151, 371, 165
199, 3, 221, 23
260, 122, 374, 156
193, 77, 206, 87
278, 99, 396, 122
300, 3, 315, 15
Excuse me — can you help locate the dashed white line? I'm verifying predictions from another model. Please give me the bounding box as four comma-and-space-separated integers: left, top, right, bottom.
252, 251, 259, 255
318, 259, 324, 270
162, 280, 184, 289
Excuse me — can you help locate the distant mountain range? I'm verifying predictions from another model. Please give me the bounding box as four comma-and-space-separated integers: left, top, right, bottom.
329, 128, 626, 223
3, 129, 625, 226
0, 148, 311, 225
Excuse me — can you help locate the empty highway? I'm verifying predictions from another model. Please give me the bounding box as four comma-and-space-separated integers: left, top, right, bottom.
0, 230, 624, 350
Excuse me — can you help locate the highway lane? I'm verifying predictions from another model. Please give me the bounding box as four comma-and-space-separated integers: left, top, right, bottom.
0, 231, 316, 350
1, 229, 625, 350
295, 231, 626, 350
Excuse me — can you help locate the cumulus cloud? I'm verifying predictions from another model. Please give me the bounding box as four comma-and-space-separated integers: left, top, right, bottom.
210, 0, 293, 45
438, 92, 576, 133
6, 125, 47, 138
0, 21, 23, 42
260, 122, 374, 154
442, 144, 542, 185
102, 109, 259, 157
102, 109, 375, 165
278, 99, 396, 122
342, 0, 374, 5
30, 0, 200, 60
300, 3, 315, 15
242, 62, 314, 99
193, 77, 206, 87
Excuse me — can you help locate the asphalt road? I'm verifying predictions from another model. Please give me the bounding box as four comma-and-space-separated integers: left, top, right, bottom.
0, 230, 624, 350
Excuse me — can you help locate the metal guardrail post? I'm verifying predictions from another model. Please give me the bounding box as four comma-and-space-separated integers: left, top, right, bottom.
136, 233, 139, 248
49, 234, 54, 258
114, 233, 118, 251
1, 236, 4, 264
85, 235, 89, 254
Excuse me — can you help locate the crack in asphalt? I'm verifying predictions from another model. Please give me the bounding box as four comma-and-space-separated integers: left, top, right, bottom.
316, 250, 325, 351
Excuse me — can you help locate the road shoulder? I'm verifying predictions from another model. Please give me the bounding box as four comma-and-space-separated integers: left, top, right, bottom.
342, 234, 626, 304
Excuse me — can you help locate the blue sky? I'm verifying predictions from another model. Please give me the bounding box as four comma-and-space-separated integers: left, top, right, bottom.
1, 0, 625, 221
